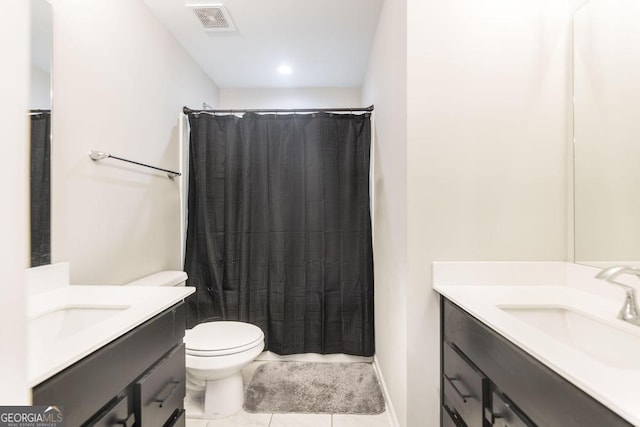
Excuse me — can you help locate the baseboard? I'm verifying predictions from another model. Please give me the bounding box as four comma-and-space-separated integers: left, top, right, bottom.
373, 355, 400, 427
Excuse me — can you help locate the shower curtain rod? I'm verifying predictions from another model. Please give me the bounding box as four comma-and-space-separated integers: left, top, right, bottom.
28, 109, 51, 115
183, 105, 374, 115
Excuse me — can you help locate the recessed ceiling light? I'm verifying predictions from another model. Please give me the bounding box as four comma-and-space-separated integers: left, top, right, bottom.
277, 65, 293, 75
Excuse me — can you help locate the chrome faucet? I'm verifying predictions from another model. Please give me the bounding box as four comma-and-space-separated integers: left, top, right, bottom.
596, 266, 640, 326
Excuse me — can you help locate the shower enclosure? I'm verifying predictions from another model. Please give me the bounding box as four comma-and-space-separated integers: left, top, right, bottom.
183, 107, 374, 357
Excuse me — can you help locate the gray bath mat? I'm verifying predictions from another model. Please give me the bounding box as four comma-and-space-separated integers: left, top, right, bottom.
244, 362, 385, 414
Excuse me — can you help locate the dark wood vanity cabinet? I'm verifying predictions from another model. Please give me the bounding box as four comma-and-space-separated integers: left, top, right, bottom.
440, 298, 633, 427
33, 302, 187, 427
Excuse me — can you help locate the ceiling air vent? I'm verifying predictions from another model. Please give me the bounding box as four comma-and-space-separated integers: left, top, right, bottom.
188, 4, 236, 32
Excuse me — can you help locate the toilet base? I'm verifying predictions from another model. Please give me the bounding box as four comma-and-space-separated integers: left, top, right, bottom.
203, 371, 244, 419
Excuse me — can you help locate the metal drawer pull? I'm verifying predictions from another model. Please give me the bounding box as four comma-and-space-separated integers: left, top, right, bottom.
485, 407, 507, 423
115, 413, 135, 427
153, 381, 180, 408
444, 374, 473, 403
165, 409, 185, 427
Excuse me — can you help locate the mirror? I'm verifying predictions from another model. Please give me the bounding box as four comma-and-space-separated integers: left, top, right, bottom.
30, 0, 52, 110
29, 0, 52, 266
573, 0, 640, 266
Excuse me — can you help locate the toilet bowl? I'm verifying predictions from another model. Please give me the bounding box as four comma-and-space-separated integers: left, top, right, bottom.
184, 321, 264, 418
126, 271, 265, 419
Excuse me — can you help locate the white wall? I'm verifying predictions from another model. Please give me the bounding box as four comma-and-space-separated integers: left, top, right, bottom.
0, 0, 30, 404
406, 1, 570, 424
51, 0, 219, 285
219, 87, 361, 110
360, 1, 572, 425
361, 0, 407, 423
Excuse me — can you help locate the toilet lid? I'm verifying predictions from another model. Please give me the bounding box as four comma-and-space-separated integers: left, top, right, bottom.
184, 321, 264, 356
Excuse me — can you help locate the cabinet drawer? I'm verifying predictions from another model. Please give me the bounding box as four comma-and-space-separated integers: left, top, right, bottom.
443, 406, 465, 427
135, 344, 186, 427
88, 395, 134, 427
443, 342, 485, 427
166, 409, 185, 427
488, 391, 533, 427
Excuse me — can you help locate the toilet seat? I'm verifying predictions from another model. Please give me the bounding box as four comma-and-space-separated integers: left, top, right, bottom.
184, 321, 264, 357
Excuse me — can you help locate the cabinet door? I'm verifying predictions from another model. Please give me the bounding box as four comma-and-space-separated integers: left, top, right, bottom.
135, 344, 186, 427
443, 343, 485, 427
488, 392, 533, 427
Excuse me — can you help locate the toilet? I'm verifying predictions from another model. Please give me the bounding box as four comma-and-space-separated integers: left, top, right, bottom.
126, 271, 265, 419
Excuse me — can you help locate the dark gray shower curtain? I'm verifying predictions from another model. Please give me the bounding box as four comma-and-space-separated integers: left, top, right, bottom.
184, 111, 374, 356
30, 112, 51, 267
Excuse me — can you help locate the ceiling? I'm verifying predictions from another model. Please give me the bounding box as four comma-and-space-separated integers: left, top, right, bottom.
143, 0, 384, 89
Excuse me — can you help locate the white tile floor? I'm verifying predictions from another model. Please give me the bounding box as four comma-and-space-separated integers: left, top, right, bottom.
185, 361, 391, 427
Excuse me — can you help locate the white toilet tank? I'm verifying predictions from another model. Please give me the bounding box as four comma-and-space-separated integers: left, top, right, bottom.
125, 271, 188, 287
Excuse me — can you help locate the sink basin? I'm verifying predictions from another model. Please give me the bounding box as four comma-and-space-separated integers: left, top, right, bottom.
29, 305, 129, 354
500, 306, 640, 370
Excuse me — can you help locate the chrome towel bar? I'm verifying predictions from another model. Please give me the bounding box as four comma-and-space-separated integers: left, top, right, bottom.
89, 150, 181, 179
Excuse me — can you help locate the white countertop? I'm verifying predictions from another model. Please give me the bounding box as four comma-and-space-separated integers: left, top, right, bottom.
434, 281, 640, 425
28, 285, 195, 387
